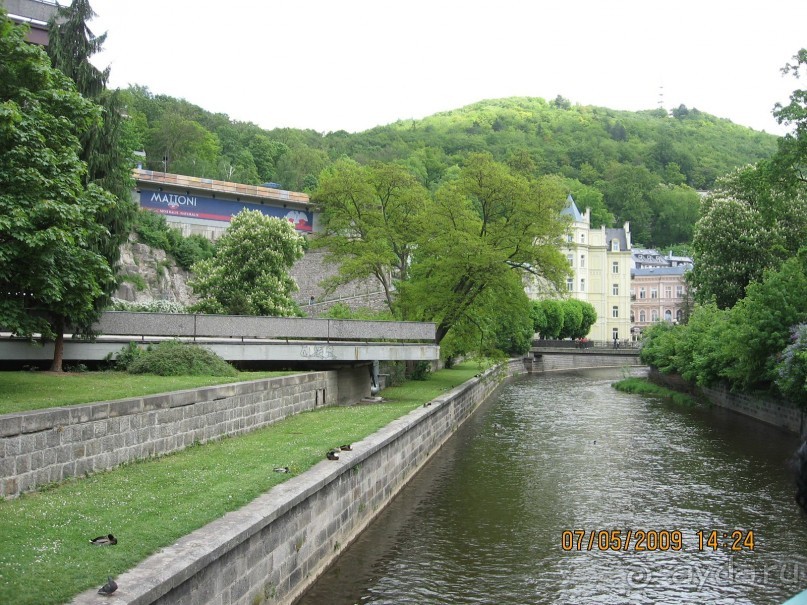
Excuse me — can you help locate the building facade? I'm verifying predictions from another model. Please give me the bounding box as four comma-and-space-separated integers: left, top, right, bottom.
528, 195, 633, 342
630, 250, 693, 338
133, 169, 316, 240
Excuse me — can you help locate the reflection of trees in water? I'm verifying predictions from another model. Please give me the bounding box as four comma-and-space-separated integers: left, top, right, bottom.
795, 441, 807, 516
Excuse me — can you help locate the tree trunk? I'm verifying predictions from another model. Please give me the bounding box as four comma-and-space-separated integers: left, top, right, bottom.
50, 315, 65, 372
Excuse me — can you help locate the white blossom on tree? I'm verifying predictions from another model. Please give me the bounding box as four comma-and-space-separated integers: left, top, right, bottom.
189, 210, 305, 316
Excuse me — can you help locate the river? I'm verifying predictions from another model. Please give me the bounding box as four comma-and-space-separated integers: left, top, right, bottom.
297, 369, 807, 604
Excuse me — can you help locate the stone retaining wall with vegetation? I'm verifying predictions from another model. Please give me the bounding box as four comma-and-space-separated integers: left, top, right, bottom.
0, 372, 337, 499
70, 360, 528, 605
649, 369, 804, 436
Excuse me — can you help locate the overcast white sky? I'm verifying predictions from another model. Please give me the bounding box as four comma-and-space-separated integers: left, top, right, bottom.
87, 0, 807, 136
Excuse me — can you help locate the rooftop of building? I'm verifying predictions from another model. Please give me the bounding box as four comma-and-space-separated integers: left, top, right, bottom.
133, 169, 311, 207
633, 265, 690, 277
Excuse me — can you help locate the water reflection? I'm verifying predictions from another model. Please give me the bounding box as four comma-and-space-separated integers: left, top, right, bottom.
297, 369, 807, 604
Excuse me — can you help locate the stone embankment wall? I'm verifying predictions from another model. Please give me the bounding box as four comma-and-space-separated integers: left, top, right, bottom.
0, 373, 337, 499
70, 358, 530, 605
649, 369, 804, 436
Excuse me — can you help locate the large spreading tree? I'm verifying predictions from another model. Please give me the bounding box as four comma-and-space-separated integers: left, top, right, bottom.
0, 12, 117, 370
398, 153, 571, 344
312, 158, 428, 310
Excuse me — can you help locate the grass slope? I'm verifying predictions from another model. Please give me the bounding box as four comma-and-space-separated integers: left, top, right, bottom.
0, 362, 483, 605
0, 371, 294, 415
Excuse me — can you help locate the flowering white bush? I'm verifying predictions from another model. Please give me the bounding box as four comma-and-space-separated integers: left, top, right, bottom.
109, 298, 187, 313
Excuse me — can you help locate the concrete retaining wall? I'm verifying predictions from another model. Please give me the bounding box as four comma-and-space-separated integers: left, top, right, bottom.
649, 369, 805, 436
0, 372, 338, 499
70, 359, 528, 605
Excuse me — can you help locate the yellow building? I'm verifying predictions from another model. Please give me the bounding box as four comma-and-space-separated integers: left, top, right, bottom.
558, 195, 633, 343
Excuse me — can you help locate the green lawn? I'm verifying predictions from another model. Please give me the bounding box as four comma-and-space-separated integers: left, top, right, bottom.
0, 362, 484, 605
0, 371, 296, 415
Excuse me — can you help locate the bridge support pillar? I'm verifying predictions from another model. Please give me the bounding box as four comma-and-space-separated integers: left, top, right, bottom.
336, 363, 374, 405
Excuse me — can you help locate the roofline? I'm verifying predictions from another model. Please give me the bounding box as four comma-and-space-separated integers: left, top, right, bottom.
133, 169, 311, 207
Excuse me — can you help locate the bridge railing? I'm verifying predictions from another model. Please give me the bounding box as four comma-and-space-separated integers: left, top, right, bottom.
532, 338, 641, 350
91, 312, 436, 343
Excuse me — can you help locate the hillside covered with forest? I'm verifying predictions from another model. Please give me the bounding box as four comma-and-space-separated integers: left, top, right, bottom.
121, 88, 779, 248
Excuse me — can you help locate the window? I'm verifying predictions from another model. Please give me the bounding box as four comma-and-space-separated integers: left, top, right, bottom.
651, 310, 658, 322
651, 288, 658, 299
566, 277, 574, 291
665, 286, 672, 299
611, 239, 620, 252
567, 233, 573, 243
612, 328, 619, 341
612, 306, 619, 318
676, 285, 684, 298
676, 309, 683, 322
639, 287, 646, 300
580, 278, 585, 292
567, 253, 574, 266
664, 310, 672, 321
639, 310, 646, 322
580, 254, 585, 268
580, 233, 585, 243
612, 261, 619, 274
612, 283, 619, 296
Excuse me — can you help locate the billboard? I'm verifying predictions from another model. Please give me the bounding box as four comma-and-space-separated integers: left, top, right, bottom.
139, 189, 313, 232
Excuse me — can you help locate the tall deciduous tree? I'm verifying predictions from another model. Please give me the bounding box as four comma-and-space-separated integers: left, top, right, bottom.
312, 158, 428, 310
47, 0, 137, 369
689, 163, 807, 309
773, 48, 807, 189
189, 210, 305, 316
400, 153, 570, 344
1, 12, 117, 369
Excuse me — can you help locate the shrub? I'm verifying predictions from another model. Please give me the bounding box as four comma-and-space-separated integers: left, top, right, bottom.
127, 340, 237, 376
321, 303, 393, 320
119, 274, 147, 291
106, 341, 147, 371
108, 298, 187, 313
410, 361, 431, 381
133, 210, 216, 271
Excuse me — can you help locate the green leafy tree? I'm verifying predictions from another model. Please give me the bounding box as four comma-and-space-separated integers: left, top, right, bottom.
721, 251, 807, 390
399, 154, 569, 344
0, 12, 117, 370
539, 299, 565, 339
776, 324, 807, 407
146, 112, 221, 177
275, 146, 330, 192
600, 164, 660, 244
648, 184, 701, 247
312, 159, 428, 310
47, 0, 138, 365
689, 164, 805, 308
564, 179, 614, 228
189, 210, 305, 316
773, 48, 807, 190
689, 194, 773, 309
559, 299, 583, 339
530, 300, 547, 335
576, 300, 597, 339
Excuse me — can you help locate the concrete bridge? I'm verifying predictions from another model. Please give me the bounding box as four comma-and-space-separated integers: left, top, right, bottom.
0, 312, 439, 401
530, 339, 644, 372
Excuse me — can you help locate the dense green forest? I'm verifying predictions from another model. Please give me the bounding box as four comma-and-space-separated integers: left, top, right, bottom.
120, 88, 778, 249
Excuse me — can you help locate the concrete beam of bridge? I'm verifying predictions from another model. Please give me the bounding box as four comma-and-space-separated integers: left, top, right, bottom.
0, 312, 440, 366
0, 339, 439, 364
